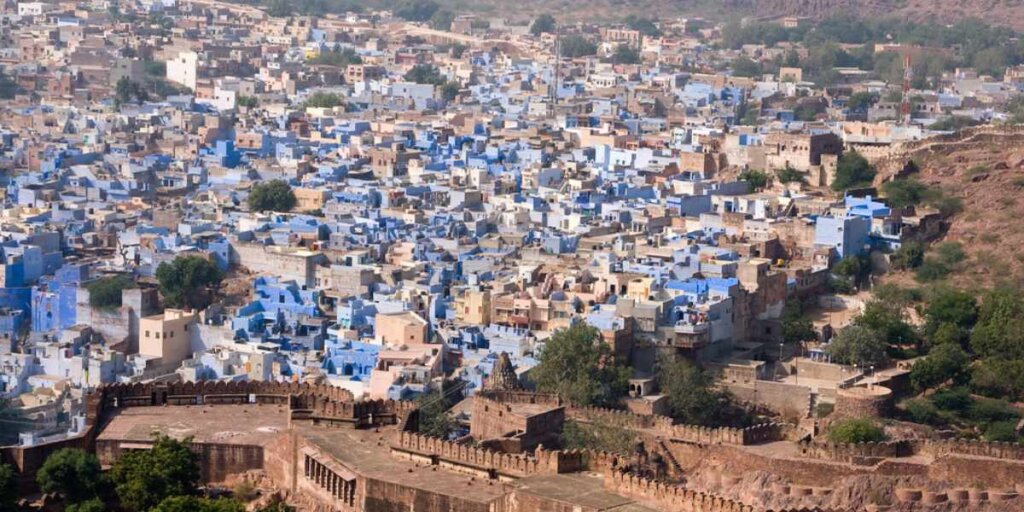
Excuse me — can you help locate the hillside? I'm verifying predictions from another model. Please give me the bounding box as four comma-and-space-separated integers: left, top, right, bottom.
721, 0, 1024, 30
875, 127, 1024, 290
433, 0, 1024, 29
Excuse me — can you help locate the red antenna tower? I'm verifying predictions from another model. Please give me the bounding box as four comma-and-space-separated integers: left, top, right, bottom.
901, 54, 913, 125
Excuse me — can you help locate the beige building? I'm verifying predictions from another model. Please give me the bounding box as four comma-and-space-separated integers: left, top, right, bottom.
293, 187, 330, 212
374, 311, 428, 346
139, 309, 199, 367
454, 288, 491, 325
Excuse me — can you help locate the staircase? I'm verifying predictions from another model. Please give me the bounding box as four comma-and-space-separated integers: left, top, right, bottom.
656, 438, 685, 478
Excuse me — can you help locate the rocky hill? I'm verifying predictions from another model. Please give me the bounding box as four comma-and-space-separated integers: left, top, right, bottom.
721, 0, 1024, 29
875, 126, 1024, 289
463, 0, 1024, 29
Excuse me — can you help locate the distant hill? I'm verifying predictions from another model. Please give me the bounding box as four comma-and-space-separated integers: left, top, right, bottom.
718, 0, 1024, 30
443, 0, 1024, 30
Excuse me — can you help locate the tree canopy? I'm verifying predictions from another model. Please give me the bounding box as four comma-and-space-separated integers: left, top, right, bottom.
0, 463, 17, 509
910, 342, 969, 391
153, 496, 246, 512
37, 448, 104, 504
826, 324, 888, 366
657, 355, 748, 427
832, 151, 876, 191
86, 274, 137, 309
155, 255, 224, 311
110, 435, 201, 511
249, 180, 297, 212
530, 14, 555, 35
531, 322, 629, 407
827, 418, 886, 443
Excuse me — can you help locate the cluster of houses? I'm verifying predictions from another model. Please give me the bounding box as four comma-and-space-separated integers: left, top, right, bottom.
0, 0, 1008, 444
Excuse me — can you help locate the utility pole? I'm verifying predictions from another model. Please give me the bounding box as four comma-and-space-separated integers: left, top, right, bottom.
551, 23, 561, 107
901, 54, 913, 125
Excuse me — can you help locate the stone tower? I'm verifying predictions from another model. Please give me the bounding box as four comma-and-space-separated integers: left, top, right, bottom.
487, 352, 521, 391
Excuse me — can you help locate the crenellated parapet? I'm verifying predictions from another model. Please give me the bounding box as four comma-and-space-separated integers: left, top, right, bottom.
567, 405, 784, 446
800, 437, 1024, 464
392, 430, 546, 477
602, 470, 837, 512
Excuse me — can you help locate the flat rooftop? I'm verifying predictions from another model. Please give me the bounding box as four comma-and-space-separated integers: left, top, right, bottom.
97, 404, 290, 446
513, 472, 658, 511
298, 425, 509, 504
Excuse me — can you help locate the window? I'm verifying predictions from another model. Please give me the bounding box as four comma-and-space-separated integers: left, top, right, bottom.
145, 330, 150, 337
155, 332, 161, 339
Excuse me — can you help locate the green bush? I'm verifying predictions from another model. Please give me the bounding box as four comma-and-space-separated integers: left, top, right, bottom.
86, 275, 136, 309
904, 398, 943, 425
984, 421, 1021, 443
827, 418, 886, 443
832, 151, 876, 191
931, 388, 971, 412
889, 241, 924, 270
248, 180, 296, 212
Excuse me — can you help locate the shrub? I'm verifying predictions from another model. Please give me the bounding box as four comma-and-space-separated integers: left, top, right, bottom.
248, 180, 296, 212
931, 388, 971, 412
889, 241, 924, 270
827, 418, 886, 443
904, 398, 943, 425
984, 421, 1021, 443
86, 275, 136, 309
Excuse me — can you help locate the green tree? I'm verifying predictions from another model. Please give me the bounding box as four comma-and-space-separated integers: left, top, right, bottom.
889, 241, 924, 271
66, 499, 107, 512
236, 96, 258, 108
308, 48, 362, 67
403, 64, 446, 85
86, 275, 137, 309
440, 81, 460, 102
266, 0, 292, 16
826, 325, 888, 366
776, 165, 806, 184
0, 70, 20, 99
303, 91, 344, 109
924, 287, 977, 338
531, 322, 630, 407
155, 255, 224, 311
731, 57, 762, 77
560, 419, 637, 454
115, 77, 148, 107
881, 179, 928, 209
560, 35, 597, 58
428, 9, 454, 31
611, 44, 640, 65
393, 0, 439, 22
972, 359, 1024, 402
846, 91, 878, 112
832, 151, 876, 191
415, 387, 455, 438
249, 180, 297, 212
854, 300, 917, 347
110, 435, 200, 511
738, 169, 770, 191
827, 418, 886, 443
781, 299, 816, 344
36, 448, 103, 504
530, 14, 555, 35
153, 496, 246, 512
625, 15, 660, 37
910, 343, 969, 391
970, 288, 1024, 359
658, 355, 745, 427
0, 463, 17, 510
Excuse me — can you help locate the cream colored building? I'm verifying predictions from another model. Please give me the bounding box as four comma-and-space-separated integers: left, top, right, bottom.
139, 309, 198, 367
